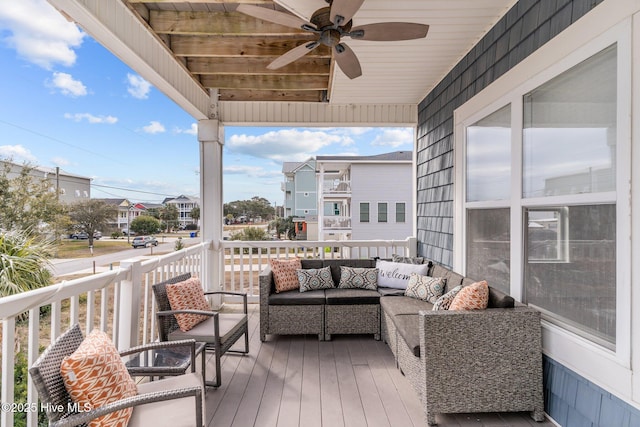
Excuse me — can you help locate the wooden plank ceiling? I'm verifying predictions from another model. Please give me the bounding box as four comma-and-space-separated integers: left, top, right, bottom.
125, 0, 332, 102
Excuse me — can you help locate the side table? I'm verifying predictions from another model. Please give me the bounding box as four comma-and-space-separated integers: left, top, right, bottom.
125, 340, 206, 386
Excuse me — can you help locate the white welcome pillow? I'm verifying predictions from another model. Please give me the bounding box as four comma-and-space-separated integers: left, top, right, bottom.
376, 260, 429, 289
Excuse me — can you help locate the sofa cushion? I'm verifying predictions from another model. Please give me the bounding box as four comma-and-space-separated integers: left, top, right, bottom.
377, 287, 406, 296
432, 285, 463, 310
449, 280, 489, 310
324, 259, 377, 284
325, 288, 380, 305
376, 260, 430, 289
394, 314, 421, 357
391, 254, 425, 265
431, 265, 465, 291
297, 266, 335, 292
268, 289, 326, 305
404, 274, 445, 303
270, 258, 302, 293
488, 287, 516, 308
380, 295, 433, 316
301, 259, 324, 269
337, 266, 378, 290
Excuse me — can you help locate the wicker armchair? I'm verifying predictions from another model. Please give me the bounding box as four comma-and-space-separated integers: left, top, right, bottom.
29, 324, 204, 427
152, 273, 249, 387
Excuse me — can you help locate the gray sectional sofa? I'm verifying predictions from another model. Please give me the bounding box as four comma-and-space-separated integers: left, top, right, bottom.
258, 258, 545, 425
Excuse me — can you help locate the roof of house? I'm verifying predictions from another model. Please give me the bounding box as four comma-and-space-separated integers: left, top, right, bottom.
316, 151, 412, 162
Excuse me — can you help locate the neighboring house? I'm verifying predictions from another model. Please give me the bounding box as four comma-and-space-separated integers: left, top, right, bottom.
316, 151, 413, 242
94, 198, 136, 233
281, 159, 317, 218
1, 161, 91, 204
163, 195, 200, 228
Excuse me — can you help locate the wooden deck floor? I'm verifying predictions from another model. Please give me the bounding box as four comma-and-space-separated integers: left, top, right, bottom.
201, 306, 556, 427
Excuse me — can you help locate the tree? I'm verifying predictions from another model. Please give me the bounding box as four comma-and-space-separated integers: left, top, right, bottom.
0, 161, 66, 235
190, 206, 200, 226
130, 215, 162, 235
0, 229, 53, 297
67, 199, 117, 246
224, 196, 275, 222
230, 226, 270, 241
160, 204, 179, 231
269, 216, 296, 239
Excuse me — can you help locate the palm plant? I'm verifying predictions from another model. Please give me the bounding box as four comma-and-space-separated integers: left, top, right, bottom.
0, 229, 53, 298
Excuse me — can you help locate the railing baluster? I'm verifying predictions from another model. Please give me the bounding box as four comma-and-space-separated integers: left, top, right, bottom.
27, 309, 39, 427
1, 318, 16, 427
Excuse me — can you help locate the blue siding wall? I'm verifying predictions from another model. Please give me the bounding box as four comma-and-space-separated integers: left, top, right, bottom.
413, 0, 640, 424
544, 356, 640, 426
416, 0, 604, 267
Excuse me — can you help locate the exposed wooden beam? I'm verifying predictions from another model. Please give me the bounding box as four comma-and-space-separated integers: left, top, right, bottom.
200, 74, 328, 90
187, 57, 329, 75
150, 10, 308, 36
129, 0, 273, 3
171, 35, 331, 58
219, 89, 325, 102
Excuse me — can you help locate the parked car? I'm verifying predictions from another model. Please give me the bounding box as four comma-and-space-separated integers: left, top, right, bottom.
121, 229, 136, 236
70, 232, 89, 239
93, 231, 102, 240
131, 236, 158, 248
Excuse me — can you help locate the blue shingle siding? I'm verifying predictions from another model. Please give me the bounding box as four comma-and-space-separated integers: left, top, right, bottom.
416, 0, 603, 269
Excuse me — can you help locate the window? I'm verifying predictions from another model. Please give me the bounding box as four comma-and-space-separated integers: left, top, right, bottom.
378, 203, 387, 222
466, 209, 510, 294
461, 44, 619, 348
359, 202, 370, 223
466, 105, 511, 202
396, 203, 406, 223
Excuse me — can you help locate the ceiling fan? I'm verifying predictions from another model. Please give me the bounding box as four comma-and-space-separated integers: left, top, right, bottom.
236, 0, 429, 79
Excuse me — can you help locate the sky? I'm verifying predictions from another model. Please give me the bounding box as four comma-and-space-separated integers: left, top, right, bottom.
0, 0, 413, 205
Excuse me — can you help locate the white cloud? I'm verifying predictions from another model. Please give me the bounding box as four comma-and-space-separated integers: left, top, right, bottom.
64, 112, 118, 124
371, 128, 413, 148
0, 145, 37, 162
174, 123, 198, 135
226, 129, 352, 162
51, 157, 70, 167
0, 0, 84, 69
49, 72, 87, 97
142, 121, 166, 134
224, 165, 280, 178
127, 73, 151, 99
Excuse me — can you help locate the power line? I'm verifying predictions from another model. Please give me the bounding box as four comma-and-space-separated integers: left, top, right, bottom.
90, 182, 177, 197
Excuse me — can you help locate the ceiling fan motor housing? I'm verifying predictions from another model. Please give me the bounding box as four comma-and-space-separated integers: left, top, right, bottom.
311, 6, 352, 47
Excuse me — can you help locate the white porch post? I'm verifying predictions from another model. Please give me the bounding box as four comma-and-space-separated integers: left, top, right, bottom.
198, 95, 224, 303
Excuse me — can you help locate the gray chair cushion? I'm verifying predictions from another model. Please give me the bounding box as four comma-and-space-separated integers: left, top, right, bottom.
380, 295, 433, 317
130, 372, 203, 427
431, 265, 465, 291
325, 288, 380, 305
268, 289, 326, 305
169, 313, 247, 345
377, 287, 407, 296
488, 287, 516, 308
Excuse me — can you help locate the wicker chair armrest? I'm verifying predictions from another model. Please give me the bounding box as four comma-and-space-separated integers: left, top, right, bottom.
258, 266, 273, 297
119, 339, 196, 357
157, 309, 220, 318
50, 386, 203, 427
204, 291, 248, 313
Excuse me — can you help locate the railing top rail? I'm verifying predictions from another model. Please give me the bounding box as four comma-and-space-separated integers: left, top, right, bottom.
221, 238, 413, 249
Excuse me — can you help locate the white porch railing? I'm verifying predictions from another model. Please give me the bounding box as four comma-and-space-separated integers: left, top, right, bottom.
0, 237, 415, 426
322, 216, 352, 230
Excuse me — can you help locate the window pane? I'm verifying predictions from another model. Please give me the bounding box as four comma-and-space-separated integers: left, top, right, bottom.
378, 203, 387, 222
466, 104, 511, 201
523, 45, 617, 198
466, 209, 510, 293
525, 204, 616, 346
396, 203, 406, 223
360, 202, 369, 222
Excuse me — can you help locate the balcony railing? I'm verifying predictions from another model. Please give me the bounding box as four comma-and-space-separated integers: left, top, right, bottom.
0, 237, 415, 426
322, 180, 351, 195
323, 216, 352, 230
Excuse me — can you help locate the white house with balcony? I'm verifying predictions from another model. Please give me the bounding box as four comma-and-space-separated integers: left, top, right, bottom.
163, 194, 200, 228
316, 151, 414, 242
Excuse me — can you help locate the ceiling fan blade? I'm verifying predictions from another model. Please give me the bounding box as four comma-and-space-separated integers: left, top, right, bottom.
236, 4, 312, 30
334, 43, 362, 79
350, 23, 429, 41
330, 0, 365, 26
267, 41, 320, 70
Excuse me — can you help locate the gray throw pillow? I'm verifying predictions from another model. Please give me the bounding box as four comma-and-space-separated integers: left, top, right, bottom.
297, 266, 335, 292
338, 266, 378, 290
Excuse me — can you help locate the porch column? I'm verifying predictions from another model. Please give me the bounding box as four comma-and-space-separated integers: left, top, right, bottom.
198, 116, 224, 302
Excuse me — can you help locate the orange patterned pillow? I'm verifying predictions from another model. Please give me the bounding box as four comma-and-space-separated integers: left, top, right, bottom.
449, 280, 489, 310
165, 277, 210, 332
60, 329, 138, 427
270, 258, 302, 293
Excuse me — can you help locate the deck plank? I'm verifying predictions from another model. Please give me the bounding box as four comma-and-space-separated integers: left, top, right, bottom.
203, 305, 556, 427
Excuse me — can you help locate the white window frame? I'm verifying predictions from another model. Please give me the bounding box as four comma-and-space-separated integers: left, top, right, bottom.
454, 15, 632, 402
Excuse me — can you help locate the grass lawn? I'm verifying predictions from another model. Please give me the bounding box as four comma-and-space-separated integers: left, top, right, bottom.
54, 239, 132, 258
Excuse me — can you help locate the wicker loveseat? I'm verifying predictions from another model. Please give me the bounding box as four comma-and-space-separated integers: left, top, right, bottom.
259, 258, 545, 425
